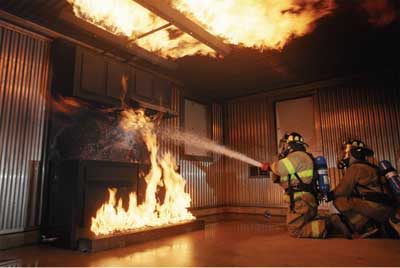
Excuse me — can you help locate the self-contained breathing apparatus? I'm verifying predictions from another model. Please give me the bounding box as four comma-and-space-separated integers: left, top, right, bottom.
379, 160, 400, 198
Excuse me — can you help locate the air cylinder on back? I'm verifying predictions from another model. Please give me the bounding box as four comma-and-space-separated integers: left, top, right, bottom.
378, 160, 400, 196
315, 156, 330, 197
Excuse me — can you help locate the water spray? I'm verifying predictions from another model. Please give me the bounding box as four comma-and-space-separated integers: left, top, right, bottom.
160, 127, 263, 167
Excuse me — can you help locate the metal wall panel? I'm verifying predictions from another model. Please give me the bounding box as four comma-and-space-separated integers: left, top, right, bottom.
180, 103, 225, 208
159, 86, 181, 160
319, 86, 400, 188
223, 84, 400, 208
223, 98, 285, 207
0, 25, 50, 234
159, 89, 225, 208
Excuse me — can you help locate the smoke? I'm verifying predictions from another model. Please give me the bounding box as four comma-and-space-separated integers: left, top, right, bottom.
48, 96, 143, 162
361, 0, 397, 27
159, 127, 263, 167
48, 93, 263, 167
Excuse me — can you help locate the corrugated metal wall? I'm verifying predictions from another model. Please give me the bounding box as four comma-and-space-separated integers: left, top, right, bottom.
159, 86, 181, 159
160, 89, 225, 208
0, 24, 50, 234
181, 103, 225, 208
223, 82, 400, 208
319, 86, 400, 187
223, 98, 285, 207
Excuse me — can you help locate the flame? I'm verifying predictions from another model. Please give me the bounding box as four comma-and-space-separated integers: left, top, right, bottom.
67, 0, 335, 58
90, 109, 194, 236
135, 26, 216, 59
172, 0, 336, 50
66, 0, 215, 58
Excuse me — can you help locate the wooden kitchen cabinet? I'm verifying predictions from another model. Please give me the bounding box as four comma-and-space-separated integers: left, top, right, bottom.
106, 59, 132, 101
153, 78, 172, 109
132, 68, 173, 111
52, 40, 176, 113
74, 47, 108, 102
134, 69, 154, 102
74, 47, 133, 105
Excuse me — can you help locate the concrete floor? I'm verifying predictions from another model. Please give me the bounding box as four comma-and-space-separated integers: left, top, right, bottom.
1, 220, 400, 267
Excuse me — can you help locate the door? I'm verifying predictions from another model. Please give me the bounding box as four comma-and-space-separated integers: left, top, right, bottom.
275, 96, 322, 156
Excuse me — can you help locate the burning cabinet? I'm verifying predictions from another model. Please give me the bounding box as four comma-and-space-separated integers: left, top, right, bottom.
45, 160, 148, 248
130, 69, 173, 112
52, 40, 175, 114
74, 48, 133, 104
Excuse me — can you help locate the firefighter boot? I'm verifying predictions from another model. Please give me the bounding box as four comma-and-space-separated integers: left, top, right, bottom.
329, 214, 353, 239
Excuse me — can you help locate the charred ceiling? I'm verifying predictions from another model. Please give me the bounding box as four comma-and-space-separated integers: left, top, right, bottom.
1, 0, 399, 101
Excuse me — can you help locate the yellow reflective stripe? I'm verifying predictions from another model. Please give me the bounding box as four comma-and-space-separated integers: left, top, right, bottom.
281, 169, 313, 182
311, 221, 320, 238
283, 191, 308, 202
281, 158, 296, 174
298, 169, 313, 178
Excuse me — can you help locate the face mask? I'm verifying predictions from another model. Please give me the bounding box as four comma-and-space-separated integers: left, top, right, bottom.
337, 144, 351, 169
279, 143, 290, 159
337, 158, 350, 169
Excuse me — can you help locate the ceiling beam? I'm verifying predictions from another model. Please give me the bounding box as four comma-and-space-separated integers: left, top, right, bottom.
0, 8, 178, 71
58, 9, 178, 70
132, 0, 231, 56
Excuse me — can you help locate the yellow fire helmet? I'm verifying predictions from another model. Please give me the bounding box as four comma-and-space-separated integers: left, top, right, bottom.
338, 139, 374, 169
280, 132, 308, 146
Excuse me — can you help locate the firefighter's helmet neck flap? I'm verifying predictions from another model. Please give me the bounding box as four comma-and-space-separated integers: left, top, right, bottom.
279, 132, 307, 159
337, 139, 374, 169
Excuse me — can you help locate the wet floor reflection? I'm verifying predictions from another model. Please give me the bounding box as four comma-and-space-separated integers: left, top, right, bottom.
88, 221, 286, 266
2, 220, 399, 267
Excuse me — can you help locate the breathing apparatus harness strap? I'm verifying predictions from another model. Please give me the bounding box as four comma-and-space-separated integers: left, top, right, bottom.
351, 161, 394, 206
282, 153, 318, 212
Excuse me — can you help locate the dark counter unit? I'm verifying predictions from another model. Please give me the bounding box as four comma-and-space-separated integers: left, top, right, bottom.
44, 160, 149, 249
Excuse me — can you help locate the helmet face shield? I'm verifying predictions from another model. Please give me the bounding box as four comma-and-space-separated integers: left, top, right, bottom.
278, 138, 287, 150
279, 133, 289, 146
278, 133, 291, 158
337, 139, 373, 168
337, 143, 351, 169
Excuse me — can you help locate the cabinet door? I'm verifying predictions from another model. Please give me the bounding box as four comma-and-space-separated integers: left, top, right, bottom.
153, 78, 171, 109
135, 69, 153, 101
106, 59, 130, 100
77, 48, 107, 97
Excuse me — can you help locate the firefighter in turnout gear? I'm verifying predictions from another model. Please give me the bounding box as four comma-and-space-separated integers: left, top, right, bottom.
327, 139, 400, 238
262, 132, 328, 238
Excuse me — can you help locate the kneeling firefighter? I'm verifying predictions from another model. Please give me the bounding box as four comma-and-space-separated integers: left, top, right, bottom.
326, 139, 400, 238
262, 132, 345, 238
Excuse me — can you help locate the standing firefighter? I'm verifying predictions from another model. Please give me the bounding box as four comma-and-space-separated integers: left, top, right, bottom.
262, 132, 329, 238
326, 139, 400, 238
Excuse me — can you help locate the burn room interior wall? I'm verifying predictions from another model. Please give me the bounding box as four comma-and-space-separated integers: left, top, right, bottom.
222, 72, 400, 208
160, 90, 225, 208
0, 22, 50, 235
319, 84, 400, 189
223, 98, 283, 207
